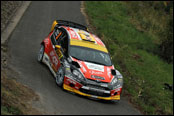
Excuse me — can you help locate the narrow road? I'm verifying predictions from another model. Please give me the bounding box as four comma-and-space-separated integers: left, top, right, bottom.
8, 1, 141, 115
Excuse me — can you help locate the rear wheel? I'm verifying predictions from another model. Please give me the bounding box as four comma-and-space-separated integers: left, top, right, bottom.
38, 44, 44, 62
56, 65, 65, 87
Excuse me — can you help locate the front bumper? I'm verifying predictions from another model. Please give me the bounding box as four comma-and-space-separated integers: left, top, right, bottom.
63, 76, 121, 101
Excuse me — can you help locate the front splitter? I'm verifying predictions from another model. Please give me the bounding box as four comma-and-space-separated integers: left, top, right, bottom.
63, 84, 120, 101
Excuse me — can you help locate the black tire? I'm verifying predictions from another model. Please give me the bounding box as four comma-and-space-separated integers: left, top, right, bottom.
56, 65, 65, 87
111, 100, 120, 104
38, 44, 44, 62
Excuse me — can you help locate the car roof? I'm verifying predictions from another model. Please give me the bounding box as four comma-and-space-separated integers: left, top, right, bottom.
61, 26, 108, 53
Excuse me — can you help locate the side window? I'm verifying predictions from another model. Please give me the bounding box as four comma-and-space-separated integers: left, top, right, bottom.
58, 30, 69, 57
54, 29, 60, 39
51, 28, 61, 45
51, 35, 56, 45
52, 27, 69, 57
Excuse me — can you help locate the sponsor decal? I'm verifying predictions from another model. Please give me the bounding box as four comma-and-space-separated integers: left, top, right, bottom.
111, 88, 122, 96
107, 67, 111, 80
50, 50, 54, 56
91, 75, 104, 80
49, 50, 58, 66
90, 70, 103, 75
66, 67, 70, 71
114, 88, 121, 92
69, 29, 79, 40
66, 78, 77, 85
44, 38, 49, 48
85, 62, 104, 72
101, 84, 108, 87
82, 66, 87, 73
73, 28, 82, 40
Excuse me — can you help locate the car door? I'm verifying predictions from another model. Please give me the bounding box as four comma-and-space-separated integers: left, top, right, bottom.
48, 28, 62, 72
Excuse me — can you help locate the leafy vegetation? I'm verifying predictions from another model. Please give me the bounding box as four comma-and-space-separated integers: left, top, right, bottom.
125, 1, 173, 63
85, 1, 173, 115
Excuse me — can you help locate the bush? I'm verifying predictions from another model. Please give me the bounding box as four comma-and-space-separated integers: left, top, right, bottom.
125, 1, 173, 63
159, 14, 173, 63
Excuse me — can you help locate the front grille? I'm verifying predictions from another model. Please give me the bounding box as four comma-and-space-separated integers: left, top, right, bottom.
91, 75, 105, 80
86, 78, 102, 84
79, 88, 110, 97
86, 79, 110, 90
79, 78, 111, 97
87, 84, 107, 90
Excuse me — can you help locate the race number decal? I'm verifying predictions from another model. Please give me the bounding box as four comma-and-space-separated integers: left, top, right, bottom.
50, 50, 58, 66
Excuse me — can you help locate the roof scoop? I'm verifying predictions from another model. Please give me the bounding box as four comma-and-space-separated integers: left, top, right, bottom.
79, 32, 95, 43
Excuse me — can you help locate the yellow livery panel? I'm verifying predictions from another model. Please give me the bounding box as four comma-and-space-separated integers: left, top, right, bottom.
70, 39, 108, 53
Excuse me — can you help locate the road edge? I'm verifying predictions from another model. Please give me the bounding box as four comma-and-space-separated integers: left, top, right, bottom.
1, 1, 31, 45
80, 1, 93, 32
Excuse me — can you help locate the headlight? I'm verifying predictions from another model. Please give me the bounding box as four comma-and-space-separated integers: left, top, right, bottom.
72, 70, 85, 81
111, 77, 118, 85
110, 70, 123, 89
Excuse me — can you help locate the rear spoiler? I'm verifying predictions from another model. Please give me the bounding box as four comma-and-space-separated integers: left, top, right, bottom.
51, 20, 88, 32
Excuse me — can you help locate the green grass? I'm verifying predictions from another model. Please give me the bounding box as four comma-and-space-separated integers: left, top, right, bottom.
1, 106, 12, 115
85, 1, 173, 115
1, 105, 21, 115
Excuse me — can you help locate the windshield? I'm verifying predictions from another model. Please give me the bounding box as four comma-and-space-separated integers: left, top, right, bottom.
69, 46, 112, 66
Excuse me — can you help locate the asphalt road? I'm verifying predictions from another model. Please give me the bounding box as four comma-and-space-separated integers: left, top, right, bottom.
8, 1, 142, 115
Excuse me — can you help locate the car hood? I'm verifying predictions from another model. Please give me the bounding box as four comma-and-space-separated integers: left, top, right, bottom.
72, 57, 114, 83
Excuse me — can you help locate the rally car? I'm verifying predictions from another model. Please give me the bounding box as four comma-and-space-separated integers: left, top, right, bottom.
38, 20, 123, 101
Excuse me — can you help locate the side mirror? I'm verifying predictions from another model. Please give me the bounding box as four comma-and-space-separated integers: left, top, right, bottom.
70, 61, 81, 72
111, 69, 116, 76
55, 45, 61, 49
55, 45, 63, 59
71, 61, 81, 68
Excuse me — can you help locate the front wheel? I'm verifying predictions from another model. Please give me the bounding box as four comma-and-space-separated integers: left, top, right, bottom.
38, 44, 44, 62
56, 65, 65, 87
111, 100, 120, 104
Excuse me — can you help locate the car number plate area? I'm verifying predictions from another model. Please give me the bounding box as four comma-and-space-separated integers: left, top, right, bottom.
82, 86, 110, 94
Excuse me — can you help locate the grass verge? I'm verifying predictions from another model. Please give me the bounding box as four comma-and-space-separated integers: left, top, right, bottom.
84, 1, 173, 115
